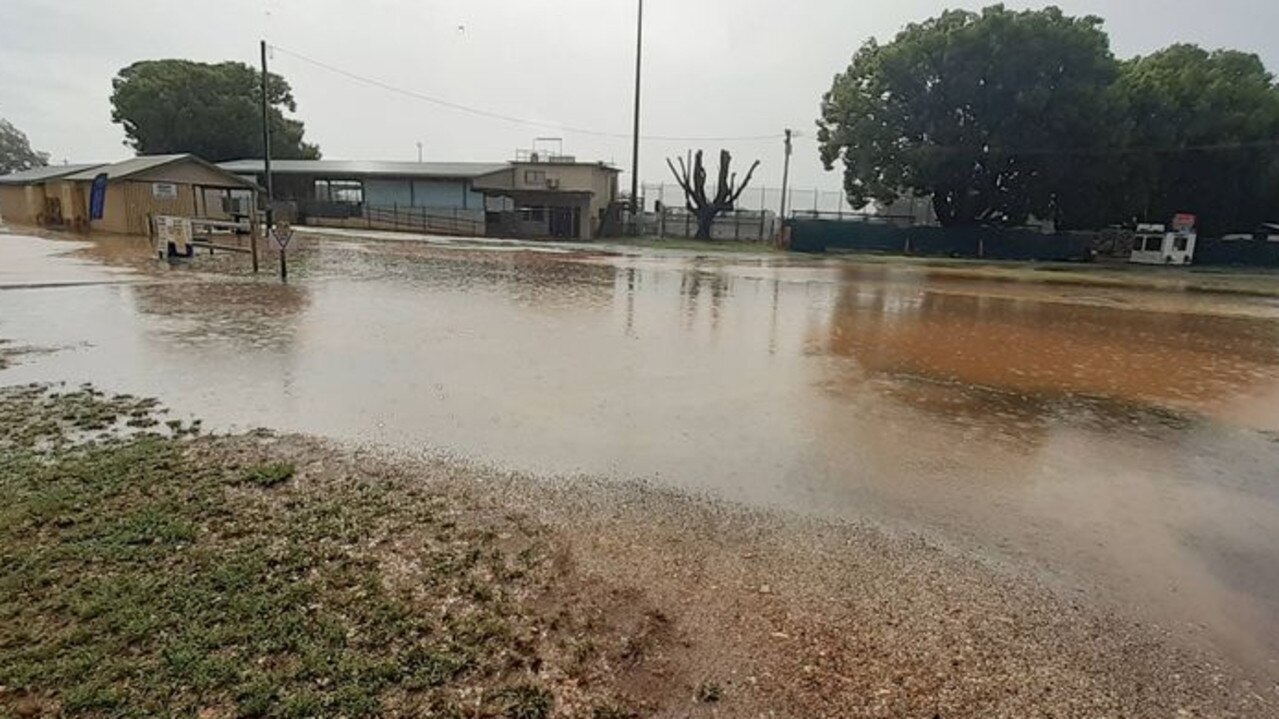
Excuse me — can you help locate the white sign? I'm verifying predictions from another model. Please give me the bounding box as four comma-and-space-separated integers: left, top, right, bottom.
154, 215, 193, 256
270, 223, 295, 252
152, 182, 179, 200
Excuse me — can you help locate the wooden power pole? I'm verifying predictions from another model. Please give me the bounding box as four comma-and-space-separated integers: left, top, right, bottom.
260, 40, 275, 235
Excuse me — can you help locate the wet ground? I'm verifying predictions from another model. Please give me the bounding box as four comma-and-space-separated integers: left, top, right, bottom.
3, 228, 1279, 683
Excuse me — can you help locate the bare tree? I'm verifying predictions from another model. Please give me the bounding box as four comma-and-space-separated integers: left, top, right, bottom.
666, 149, 760, 239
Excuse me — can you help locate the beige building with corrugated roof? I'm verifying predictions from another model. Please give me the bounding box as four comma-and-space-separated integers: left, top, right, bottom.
0, 154, 258, 235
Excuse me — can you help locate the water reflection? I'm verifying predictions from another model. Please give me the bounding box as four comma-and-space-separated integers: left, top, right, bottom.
129, 281, 310, 351
3, 232, 1279, 677
821, 270, 1279, 429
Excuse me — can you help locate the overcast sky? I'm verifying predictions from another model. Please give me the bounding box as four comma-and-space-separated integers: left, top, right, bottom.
2, 0, 1277, 193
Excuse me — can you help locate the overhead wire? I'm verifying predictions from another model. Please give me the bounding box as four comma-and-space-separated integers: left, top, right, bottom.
268, 44, 786, 144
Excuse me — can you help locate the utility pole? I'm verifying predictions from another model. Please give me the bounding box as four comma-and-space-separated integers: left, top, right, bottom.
260, 40, 275, 236
629, 0, 644, 221
778, 128, 793, 221
417, 142, 423, 163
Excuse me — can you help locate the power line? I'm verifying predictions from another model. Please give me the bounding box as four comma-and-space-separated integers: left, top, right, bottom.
268, 44, 784, 144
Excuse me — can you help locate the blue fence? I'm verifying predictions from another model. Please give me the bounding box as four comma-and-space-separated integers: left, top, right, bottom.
787, 218, 1094, 261
1194, 237, 1279, 267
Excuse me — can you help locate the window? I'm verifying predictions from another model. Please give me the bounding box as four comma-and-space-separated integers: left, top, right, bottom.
518, 206, 546, 222
1173, 236, 1188, 252
523, 170, 546, 186
314, 179, 364, 204
1144, 236, 1163, 252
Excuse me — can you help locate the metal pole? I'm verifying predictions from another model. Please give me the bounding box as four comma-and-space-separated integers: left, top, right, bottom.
629, 0, 644, 219
778, 129, 792, 221
260, 40, 274, 235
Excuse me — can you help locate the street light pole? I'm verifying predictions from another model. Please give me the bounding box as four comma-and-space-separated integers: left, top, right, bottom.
779, 128, 793, 221
629, 0, 644, 221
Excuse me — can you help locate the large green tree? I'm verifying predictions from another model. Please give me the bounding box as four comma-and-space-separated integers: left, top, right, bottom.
110, 59, 320, 162
817, 5, 1120, 228
1113, 45, 1279, 235
0, 118, 49, 174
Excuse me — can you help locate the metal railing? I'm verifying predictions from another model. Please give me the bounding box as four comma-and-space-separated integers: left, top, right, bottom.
299, 201, 485, 237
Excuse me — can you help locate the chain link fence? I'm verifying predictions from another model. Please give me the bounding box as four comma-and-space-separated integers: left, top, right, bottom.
640, 183, 863, 216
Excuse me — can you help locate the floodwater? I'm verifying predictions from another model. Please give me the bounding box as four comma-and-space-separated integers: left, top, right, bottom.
3, 229, 1279, 679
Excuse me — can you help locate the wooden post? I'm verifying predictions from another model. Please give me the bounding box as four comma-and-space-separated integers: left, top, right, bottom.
250, 208, 260, 273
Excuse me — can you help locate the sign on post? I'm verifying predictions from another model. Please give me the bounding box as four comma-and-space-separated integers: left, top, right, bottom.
269, 222, 294, 251
154, 215, 193, 258
270, 222, 295, 281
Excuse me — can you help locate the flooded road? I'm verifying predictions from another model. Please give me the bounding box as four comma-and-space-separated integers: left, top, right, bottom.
3, 230, 1279, 679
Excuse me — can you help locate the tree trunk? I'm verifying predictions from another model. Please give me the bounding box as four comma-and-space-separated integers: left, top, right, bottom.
695, 209, 716, 239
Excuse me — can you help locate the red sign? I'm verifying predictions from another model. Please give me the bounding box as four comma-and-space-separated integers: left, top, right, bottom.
1172, 213, 1197, 231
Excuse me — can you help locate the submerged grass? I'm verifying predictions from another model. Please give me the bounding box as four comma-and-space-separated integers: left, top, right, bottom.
0, 385, 628, 717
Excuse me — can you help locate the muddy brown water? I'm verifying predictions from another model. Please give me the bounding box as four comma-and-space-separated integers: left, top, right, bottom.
3, 229, 1279, 681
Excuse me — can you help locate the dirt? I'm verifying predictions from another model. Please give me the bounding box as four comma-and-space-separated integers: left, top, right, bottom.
218, 432, 1278, 718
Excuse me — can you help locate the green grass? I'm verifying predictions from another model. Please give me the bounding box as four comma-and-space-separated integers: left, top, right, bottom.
0, 385, 622, 717
241, 461, 295, 488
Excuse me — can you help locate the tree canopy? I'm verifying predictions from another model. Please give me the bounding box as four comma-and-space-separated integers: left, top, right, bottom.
1113, 45, 1279, 235
110, 59, 320, 163
818, 4, 1279, 233
0, 118, 49, 174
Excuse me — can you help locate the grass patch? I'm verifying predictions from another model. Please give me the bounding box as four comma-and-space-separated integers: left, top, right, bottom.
241, 461, 295, 488
0, 384, 636, 717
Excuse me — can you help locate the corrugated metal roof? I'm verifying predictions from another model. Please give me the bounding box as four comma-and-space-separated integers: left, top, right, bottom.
218, 159, 510, 180
0, 163, 106, 185
63, 154, 191, 182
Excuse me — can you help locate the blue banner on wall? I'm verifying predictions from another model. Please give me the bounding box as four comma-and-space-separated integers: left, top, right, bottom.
89, 173, 108, 220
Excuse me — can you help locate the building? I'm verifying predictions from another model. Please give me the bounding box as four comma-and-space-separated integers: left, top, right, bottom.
471, 158, 620, 240
219, 156, 621, 240
0, 163, 104, 228
219, 159, 507, 236
0, 154, 257, 235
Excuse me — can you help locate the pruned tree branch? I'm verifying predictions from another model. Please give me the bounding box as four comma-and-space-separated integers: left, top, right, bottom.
665, 148, 763, 239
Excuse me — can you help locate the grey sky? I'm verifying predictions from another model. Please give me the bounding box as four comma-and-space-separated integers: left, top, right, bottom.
2, 0, 1277, 195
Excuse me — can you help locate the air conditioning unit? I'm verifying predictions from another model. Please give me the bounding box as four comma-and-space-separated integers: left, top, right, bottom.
546, 178, 560, 190
221, 196, 252, 215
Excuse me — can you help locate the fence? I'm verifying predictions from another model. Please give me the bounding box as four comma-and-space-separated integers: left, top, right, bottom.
1195, 236, 1279, 267
787, 217, 1094, 261
640, 183, 855, 216
627, 208, 779, 242
298, 201, 485, 237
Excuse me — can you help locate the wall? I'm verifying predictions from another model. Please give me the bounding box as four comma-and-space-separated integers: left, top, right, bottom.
92, 181, 196, 236
0, 185, 42, 225
412, 179, 482, 209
